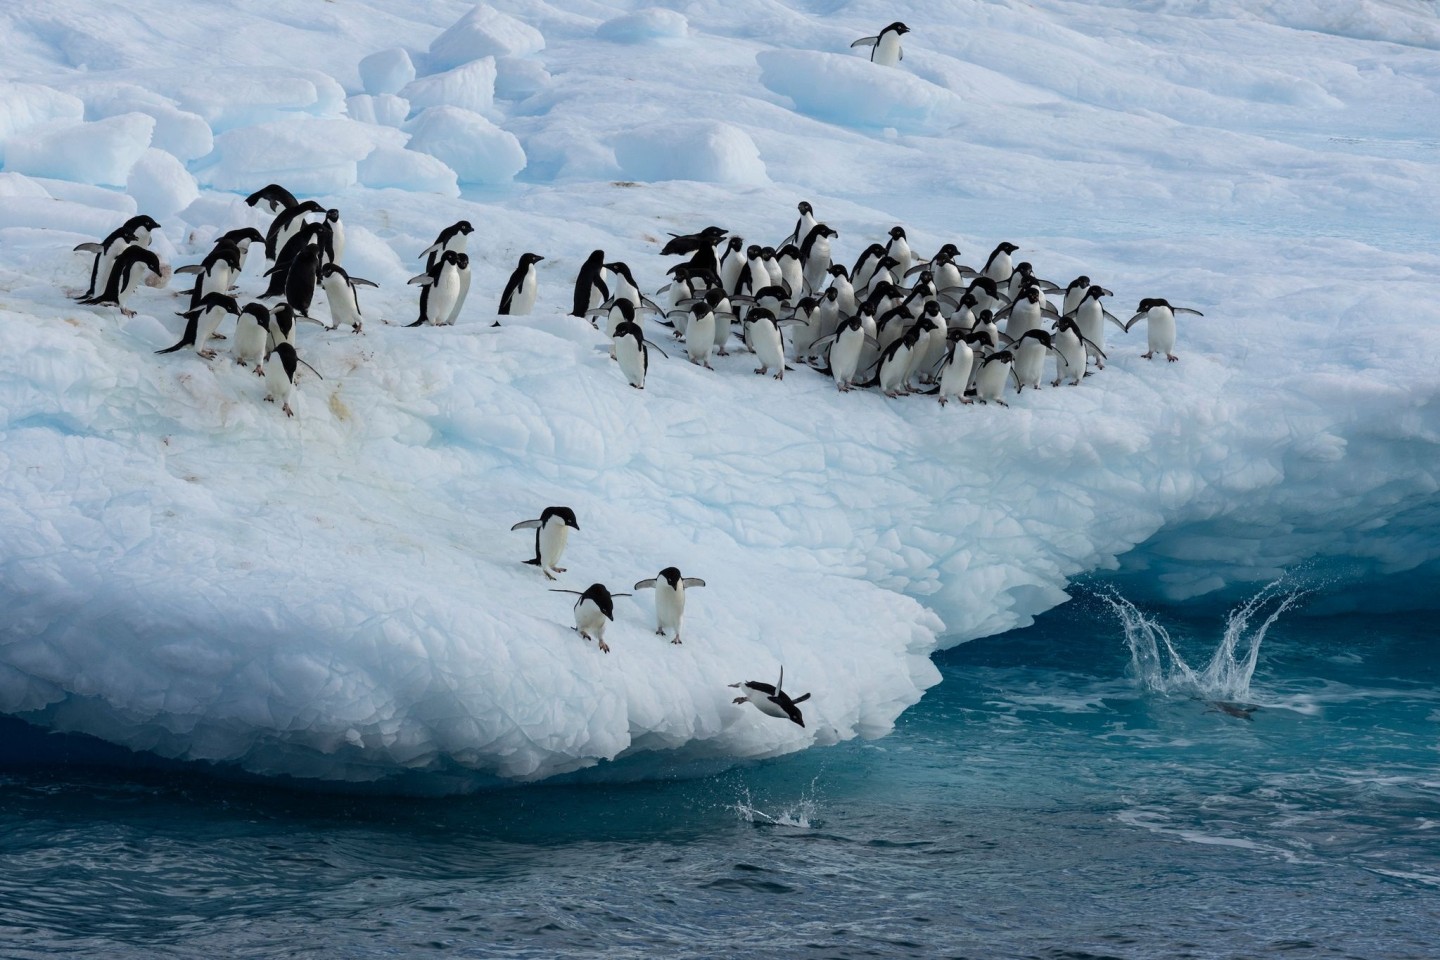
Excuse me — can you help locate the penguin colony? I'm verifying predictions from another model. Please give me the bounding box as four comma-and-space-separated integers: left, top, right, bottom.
70, 167, 1202, 731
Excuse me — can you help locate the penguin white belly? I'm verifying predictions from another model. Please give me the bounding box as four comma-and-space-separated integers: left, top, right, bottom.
1147, 310, 1176, 357
331, 220, 346, 264
234, 318, 266, 367
574, 598, 609, 642
686, 312, 715, 366
904, 330, 931, 384
445, 267, 470, 325
737, 684, 787, 719
615, 336, 647, 388
196, 306, 225, 355
429, 270, 461, 326
830, 327, 863, 390
265, 359, 295, 412
873, 32, 904, 67
803, 246, 830, 293
720, 257, 743, 296
815, 301, 840, 343
751, 322, 784, 377
938, 344, 974, 403
1075, 303, 1104, 362
539, 521, 570, 572
655, 581, 685, 636
917, 325, 947, 381
1004, 303, 1042, 340
511, 272, 538, 315
790, 312, 818, 360
1053, 330, 1085, 385
1014, 342, 1048, 390
879, 345, 912, 396
975, 360, 1012, 404
711, 306, 733, 355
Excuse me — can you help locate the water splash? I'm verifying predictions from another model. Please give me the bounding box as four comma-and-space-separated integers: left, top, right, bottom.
730, 778, 822, 829
1099, 578, 1307, 702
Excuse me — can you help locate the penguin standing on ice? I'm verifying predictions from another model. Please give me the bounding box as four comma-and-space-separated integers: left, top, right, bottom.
266, 302, 299, 354
551, 583, 630, 654
156, 292, 239, 359
407, 250, 467, 327
572, 250, 609, 319
633, 567, 706, 644
73, 214, 161, 300
233, 302, 270, 371
284, 245, 324, 319
218, 227, 265, 280
264, 341, 300, 418
511, 506, 580, 580
851, 22, 910, 66
731, 667, 811, 727
614, 319, 667, 389
81, 246, 164, 317
1124, 298, 1203, 362
319, 263, 376, 333
974, 350, 1016, 406
497, 252, 544, 319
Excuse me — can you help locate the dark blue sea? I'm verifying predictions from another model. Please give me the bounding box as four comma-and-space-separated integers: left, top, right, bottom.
3, 585, 1437, 959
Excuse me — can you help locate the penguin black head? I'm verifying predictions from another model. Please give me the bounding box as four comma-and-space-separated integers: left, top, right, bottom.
521, 252, 545, 265
584, 249, 606, 268
923, 301, 942, 317
726, 236, 744, 252
986, 350, 1014, 365
659, 567, 682, 588
885, 21, 910, 35
242, 302, 270, 325
1137, 297, 1170, 312
797, 201, 812, 215
221, 226, 265, 247
746, 244, 763, 259
828, 263, 849, 279
611, 298, 637, 322
455, 220, 474, 235
1068, 274, 1091, 291
936, 243, 960, 259
325, 208, 340, 223
978, 308, 994, 322
761, 246, 777, 260
1017, 329, 1053, 348
779, 243, 801, 260
889, 225, 907, 240
128, 214, 162, 233
540, 506, 579, 530
823, 287, 838, 302
454, 253, 470, 270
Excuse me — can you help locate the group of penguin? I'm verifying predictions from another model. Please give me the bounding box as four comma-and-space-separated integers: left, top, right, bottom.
561, 203, 1202, 404
510, 505, 810, 728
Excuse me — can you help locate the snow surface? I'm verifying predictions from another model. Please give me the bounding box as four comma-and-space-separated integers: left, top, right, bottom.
1, 0, 1438, 789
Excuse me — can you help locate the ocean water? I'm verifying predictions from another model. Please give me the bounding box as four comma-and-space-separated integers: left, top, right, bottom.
3, 586, 1438, 959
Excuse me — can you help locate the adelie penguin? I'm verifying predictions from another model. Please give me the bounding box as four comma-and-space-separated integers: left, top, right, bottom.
156, 292, 239, 359
1124, 298, 1203, 362
175, 238, 241, 313
731, 666, 811, 728
551, 583, 630, 654
497, 252, 544, 321
614, 319, 669, 389
232, 302, 270, 371
80, 246, 165, 317
420, 220, 473, 271
511, 506, 580, 581
572, 249, 609, 319
264, 342, 300, 418
244, 183, 298, 214
264, 199, 323, 262
73, 214, 160, 300
851, 21, 909, 66
407, 250, 468, 327
633, 567, 706, 644
319, 263, 376, 333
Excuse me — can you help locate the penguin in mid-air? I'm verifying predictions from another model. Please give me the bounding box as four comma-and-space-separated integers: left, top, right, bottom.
633, 567, 706, 644
156, 292, 239, 359
731, 666, 811, 727
73, 214, 161, 300
851, 21, 910, 66
497, 252, 544, 320
551, 583, 630, 654
1124, 298, 1203, 362
511, 506, 580, 580
81, 246, 164, 317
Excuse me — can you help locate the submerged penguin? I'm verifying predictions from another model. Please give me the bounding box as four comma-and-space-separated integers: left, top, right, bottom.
551, 583, 630, 653
730, 666, 811, 727
851, 21, 910, 66
511, 506, 580, 580
633, 567, 706, 644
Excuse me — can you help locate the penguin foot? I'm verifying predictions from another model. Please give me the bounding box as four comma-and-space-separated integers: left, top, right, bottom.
754, 367, 766, 375
938, 397, 948, 406
353, 324, 363, 334
254, 366, 266, 377
199, 349, 217, 360
212, 333, 227, 340
732, 696, 748, 704
264, 395, 274, 403
718, 349, 729, 357
773, 372, 783, 381
1052, 379, 1062, 388
1142, 351, 1155, 359
655, 628, 665, 636
554, 566, 567, 574
670, 638, 682, 645
236, 360, 247, 367
1166, 353, 1179, 362
544, 570, 558, 581
283, 403, 294, 418
121, 308, 137, 318
704, 362, 713, 370
598, 640, 610, 654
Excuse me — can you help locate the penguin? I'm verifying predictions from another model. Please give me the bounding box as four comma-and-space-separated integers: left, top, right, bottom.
593, 297, 638, 356
679, 287, 738, 356
1061, 275, 1092, 319
810, 315, 876, 392
812, 286, 842, 343
261, 220, 325, 299
660, 225, 727, 258
800, 224, 837, 294
981, 242, 1019, 283
682, 301, 717, 368
1011, 329, 1055, 391
1050, 315, 1101, 386
730, 666, 811, 727
498, 252, 544, 318
511, 506, 580, 580
156, 292, 239, 358
244, 183, 298, 214
323, 208, 345, 264
996, 285, 1060, 341
266, 302, 299, 354
614, 319, 653, 389
910, 301, 949, 384
776, 244, 805, 300
633, 567, 706, 644
826, 264, 858, 316
175, 239, 241, 314
551, 583, 630, 654
974, 350, 1017, 406
407, 251, 466, 327
782, 200, 816, 248
885, 226, 913, 278
284, 245, 323, 318
1004, 261, 1058, 301
747, 307, 787, 379
933, 330, 986, 406
443, 247, 472, 326
420, 220, 473, 271
788, 296, 822, 361
80, 246, 163, 317
1066, 284, 1119, 369
874, 324, 923, 397
851, 21, 910, 67
73, 214, 160, 300
718, 236, 747, 295
572, 249, 609, 319
263, 341, 300, 418
851, 243, 889, 293
319, 263, 375, 333
232, 302, 269, 371
1123, 298, 1203, 362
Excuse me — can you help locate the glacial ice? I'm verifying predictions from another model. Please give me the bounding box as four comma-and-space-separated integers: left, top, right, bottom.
125, 148, 199, 221
425, 4, 546, 72
3, 113, 155, 187
400, 58, 499, 117
403, 106, 526, 184
612, 121, 768, 186
359, 48, 417, 97
596, 9, 689, 44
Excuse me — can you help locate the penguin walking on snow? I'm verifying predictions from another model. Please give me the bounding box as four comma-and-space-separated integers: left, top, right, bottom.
264, 342, 300, 418
615, 319, 668, 389
73, 214, 161, 300
156, 293, 239, 359
497, 252, 544, 320
319, 263, 376, 333
731, 667, 811, 727
633, 568, 706, 644
81, 246, 164, 317
851, 22, 910, 66
1124, 298, 1203, 362
551, 583, 630, 654
511, 506, 580, 580
572, 250, 609, 319
233, 302, 270, 371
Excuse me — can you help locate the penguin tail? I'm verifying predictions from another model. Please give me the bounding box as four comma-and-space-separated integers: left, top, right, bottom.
154, 338, 193, 355
523, 558, 541, 566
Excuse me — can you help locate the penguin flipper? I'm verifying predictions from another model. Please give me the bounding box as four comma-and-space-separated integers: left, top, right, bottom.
174, 264, 205, 275
791, 692, 811, 704
1105, 312, 1128, 331
850, 35, 879, 48
510, 519, 542, 531
1122, 313, 1144, 332
682, 578, 706, 588
1174, 307, 1205, 316
524, 558, 543, 566
633, 579, 657, 590
349, 276, 379, 288
154, 338, 193, 355
408, 272, 434, 286
73, 242, 103, 253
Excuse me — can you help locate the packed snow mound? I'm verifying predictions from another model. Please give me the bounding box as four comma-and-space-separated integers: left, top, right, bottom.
757, 51, 967, 134
426, 4, 546, 72
400, 58, 499, 116
359, 48, 417, 97
3, 114, 155, 186
0, 83, 85, 162
404, 106, 526, 184
613, 121, 768, 185
125, 148, 199, 221
199, 119, 406, 195
597, 9, 689, 43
